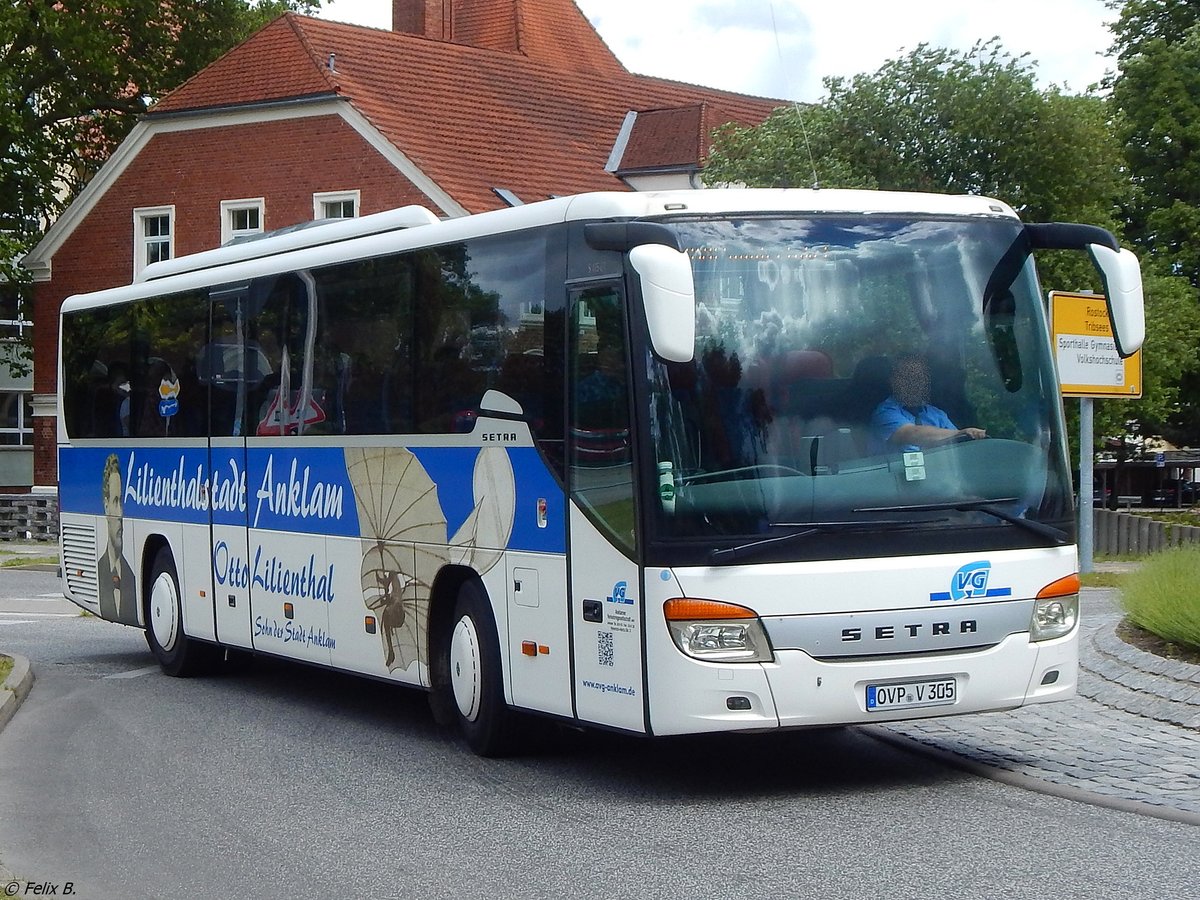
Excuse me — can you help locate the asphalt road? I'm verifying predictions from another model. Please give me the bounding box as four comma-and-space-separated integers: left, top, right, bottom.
1, 569, 1197, 900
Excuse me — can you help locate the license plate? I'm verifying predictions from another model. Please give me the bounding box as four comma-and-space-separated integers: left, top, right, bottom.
866, 677, 957, 711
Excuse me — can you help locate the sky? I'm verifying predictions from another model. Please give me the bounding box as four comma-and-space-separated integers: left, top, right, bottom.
315, 0, 1118, 102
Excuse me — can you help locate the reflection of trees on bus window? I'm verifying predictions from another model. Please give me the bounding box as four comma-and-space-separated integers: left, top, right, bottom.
300, 230, 565, 445
310, 255, 415, 435
246, 274, 313, 436
570, 285, 635, 555
646, 216, 1076, 542
60, 228, 567, 467
59, 291, 208, 440
126, 294, 206, 439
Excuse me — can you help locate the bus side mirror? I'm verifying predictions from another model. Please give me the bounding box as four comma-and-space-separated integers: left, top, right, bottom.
629, 244, 695, 363
1088, 244, 1145, 357
1025, 222, 1146, 358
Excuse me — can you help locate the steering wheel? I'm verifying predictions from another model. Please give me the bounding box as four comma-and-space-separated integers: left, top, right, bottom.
928, 431, 976, 449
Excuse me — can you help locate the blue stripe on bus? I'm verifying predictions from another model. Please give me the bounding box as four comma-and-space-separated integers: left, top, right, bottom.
409, 446, 566, 554
59, 444, 565, 553
508, 446, 566, 554
245, 447, 359, 535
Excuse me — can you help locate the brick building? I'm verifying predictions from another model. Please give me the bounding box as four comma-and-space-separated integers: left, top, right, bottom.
21, 0, 780, 491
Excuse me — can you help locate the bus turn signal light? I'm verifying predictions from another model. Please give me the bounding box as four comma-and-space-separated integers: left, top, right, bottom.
1037, 573, 1080, 598
664, 598, 758, 621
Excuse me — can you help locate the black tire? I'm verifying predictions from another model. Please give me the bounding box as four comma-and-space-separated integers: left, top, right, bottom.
144, 546, 216, 677
444, 580, 518, 756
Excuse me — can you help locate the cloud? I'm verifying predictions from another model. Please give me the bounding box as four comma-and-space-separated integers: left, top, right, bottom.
693, 0, 808, 34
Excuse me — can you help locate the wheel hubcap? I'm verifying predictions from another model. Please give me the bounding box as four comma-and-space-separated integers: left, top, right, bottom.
448, 616, 482, 721
149, 571, 179, 652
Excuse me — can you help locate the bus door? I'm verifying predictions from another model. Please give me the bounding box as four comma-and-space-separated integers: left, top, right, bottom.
205, 283, 255, 650
205, 276, 333, 664
566, 283, 647, 732
240, 273, 333, 665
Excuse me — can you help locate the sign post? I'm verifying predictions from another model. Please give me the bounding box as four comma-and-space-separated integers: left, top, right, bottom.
1050, 292, 1143, 574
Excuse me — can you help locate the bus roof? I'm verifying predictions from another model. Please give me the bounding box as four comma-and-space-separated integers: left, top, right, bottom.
64, 188, 1020, 313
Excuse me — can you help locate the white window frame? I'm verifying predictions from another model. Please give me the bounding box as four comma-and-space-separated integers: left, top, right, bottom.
0, 281, 32, 447
0, 391, 33, 446
220, 198, 265, 244
133, 205, 175, 278
313, 190, 360, 220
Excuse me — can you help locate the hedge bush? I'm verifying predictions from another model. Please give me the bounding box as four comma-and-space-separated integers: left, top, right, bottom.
1120, 546, 1200, 652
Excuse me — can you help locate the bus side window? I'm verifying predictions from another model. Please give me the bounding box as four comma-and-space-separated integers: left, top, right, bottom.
312, 256, 415, 435
127, 292, 207, 439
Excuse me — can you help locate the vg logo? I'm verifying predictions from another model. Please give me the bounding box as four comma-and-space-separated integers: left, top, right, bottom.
953, 560, 992, 600
932, 560, 1013, 602
607, 581, 633, 604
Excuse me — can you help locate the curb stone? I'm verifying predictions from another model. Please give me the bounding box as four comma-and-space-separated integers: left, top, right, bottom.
1080, 626, 1200, 729
867, 726, 1200, 827
0, 655, 33, 887
0, 653, 33, 734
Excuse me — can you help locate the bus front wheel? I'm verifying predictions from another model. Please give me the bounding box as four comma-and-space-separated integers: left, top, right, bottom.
445, 581, 516, 756
145, 546, 214, 677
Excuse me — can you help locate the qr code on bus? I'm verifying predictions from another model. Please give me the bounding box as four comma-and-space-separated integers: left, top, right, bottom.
598, 631, 615, 667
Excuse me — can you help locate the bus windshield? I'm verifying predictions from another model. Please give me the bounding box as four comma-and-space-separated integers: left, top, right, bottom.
645, 215, 1073, 557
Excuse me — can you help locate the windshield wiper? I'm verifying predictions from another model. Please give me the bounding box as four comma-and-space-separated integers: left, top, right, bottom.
709, 518, 939, 564
855, 498, 1070, 545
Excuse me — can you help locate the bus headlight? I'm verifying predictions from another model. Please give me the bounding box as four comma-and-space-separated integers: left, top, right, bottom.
1030, 574, 1080, 642
664, 598, 773, 663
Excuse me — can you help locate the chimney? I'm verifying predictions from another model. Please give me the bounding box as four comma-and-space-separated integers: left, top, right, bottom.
393, 0, 451, 41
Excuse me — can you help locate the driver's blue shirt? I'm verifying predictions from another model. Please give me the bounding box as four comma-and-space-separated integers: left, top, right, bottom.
869, 397, 956, 454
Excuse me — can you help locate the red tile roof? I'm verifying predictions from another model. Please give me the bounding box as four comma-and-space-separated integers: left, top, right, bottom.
508, 0, 626, 74
617, 105, 708, 172
452, 0, 519, 53
150, 2, 781, 213
152, 15, 338, 111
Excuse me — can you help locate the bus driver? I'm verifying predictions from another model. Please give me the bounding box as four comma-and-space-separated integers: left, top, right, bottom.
869, 354, 986, 454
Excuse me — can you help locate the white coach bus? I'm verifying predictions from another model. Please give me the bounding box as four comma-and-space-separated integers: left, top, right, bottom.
57, 190, 1144, 755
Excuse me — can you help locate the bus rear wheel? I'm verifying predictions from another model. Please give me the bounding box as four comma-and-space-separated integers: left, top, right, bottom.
145, 546, 215, 677
445, 580, 517, 757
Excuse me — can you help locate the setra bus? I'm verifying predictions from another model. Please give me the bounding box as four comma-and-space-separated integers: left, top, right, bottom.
56, 189, 1144, 755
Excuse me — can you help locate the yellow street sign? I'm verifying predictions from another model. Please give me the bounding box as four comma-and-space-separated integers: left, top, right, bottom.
1050, 291, 1142, 398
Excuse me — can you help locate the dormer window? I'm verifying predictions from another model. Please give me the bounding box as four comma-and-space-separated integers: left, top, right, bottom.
221, 198, 265, 244
314, 190, 360, 220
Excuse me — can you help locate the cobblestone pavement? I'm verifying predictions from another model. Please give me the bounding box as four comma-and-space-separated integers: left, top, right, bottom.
882, 586, 1200, 824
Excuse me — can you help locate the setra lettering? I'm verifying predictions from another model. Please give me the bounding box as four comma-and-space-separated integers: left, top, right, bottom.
843, 620, 979, 642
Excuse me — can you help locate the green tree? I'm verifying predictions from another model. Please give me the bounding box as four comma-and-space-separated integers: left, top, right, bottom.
708, 41, 1123, 227
707, 41, 1125, 297
1106, 0, 1200, 445
1111, 25, 1200, 280
1, 0, 323, 286
1108, 0, 1200, 62
1068, 265, 1200, 453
